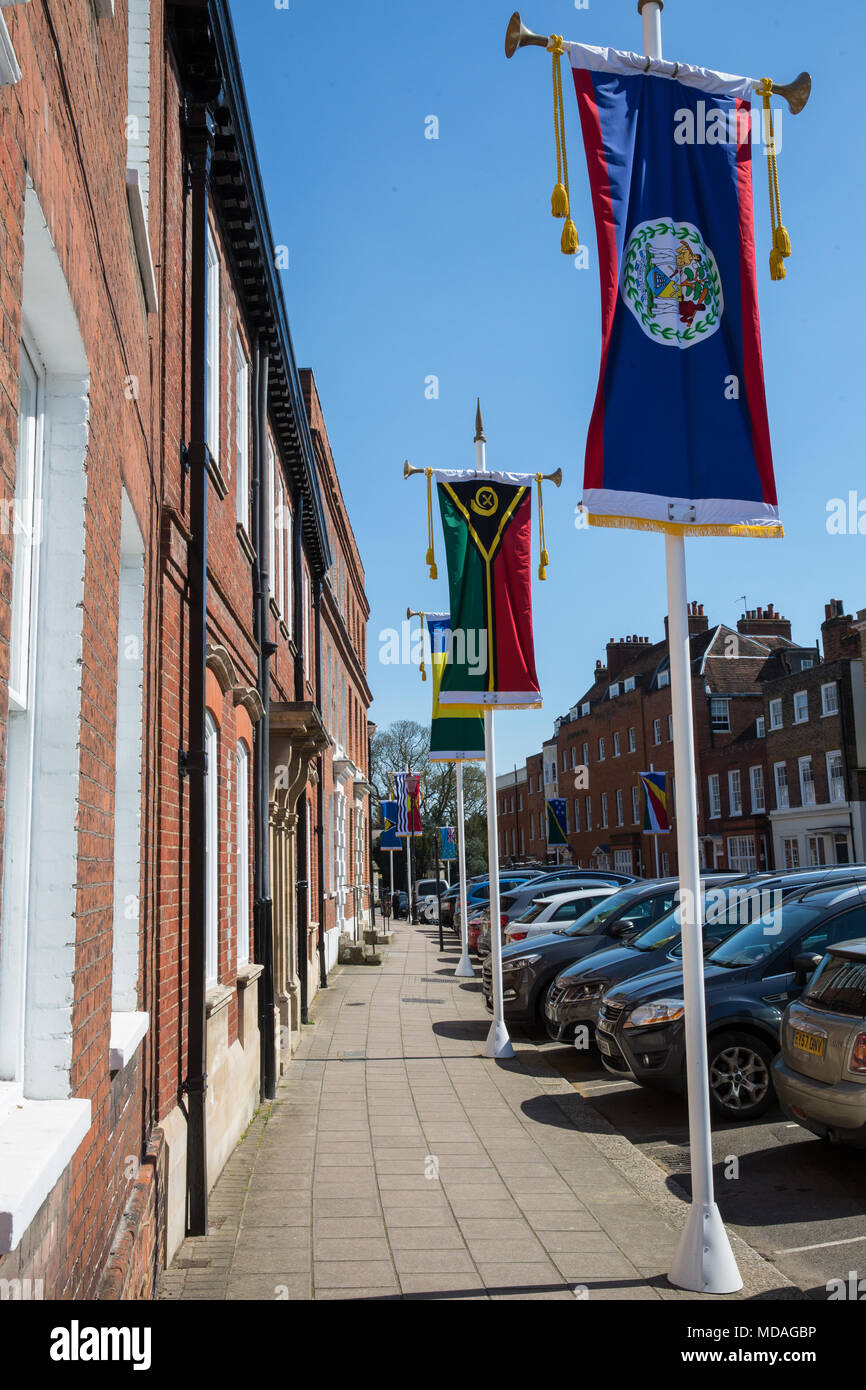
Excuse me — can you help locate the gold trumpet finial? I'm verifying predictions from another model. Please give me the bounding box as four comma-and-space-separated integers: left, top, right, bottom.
543, 467, 563, 488
403, 459, 424, 479
505, 11, 549, 59
505, 10, 811, 114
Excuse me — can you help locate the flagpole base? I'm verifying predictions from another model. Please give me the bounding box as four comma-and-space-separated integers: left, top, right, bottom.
668, 1202, 743, 1294
483, 1019, 514, 1059
454, 954, 475, 978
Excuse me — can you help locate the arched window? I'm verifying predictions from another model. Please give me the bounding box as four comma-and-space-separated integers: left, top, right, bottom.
236, 742, 250, 967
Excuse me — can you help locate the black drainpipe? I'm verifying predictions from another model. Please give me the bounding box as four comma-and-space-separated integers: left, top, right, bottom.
252, 339, 276, 1102
315, 577, 328, 989
183, 102, 214, 1238
293, 491, 310, 1023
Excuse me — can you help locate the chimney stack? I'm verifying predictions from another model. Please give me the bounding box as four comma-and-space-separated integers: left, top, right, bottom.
736, 603, 792, 640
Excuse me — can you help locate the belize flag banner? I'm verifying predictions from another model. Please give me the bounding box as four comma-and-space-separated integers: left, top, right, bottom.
426, 613, 485, 762
433, 470, 542, 710
567, 43, 781, 538
639, 771, 671, 834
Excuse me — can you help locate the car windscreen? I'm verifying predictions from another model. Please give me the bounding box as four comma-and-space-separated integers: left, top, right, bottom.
517, 899, 549, 924
803, 955, 866, 1016
562, 886, 648, 936
707, 901, 831, 968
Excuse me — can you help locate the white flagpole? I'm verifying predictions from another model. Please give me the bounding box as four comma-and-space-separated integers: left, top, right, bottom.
454, 761, 474, 977
638, 0, 741, 1294
475, 403, 513, 1058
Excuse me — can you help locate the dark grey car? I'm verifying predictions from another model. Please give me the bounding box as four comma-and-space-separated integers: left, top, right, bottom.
476, 871, 634, 958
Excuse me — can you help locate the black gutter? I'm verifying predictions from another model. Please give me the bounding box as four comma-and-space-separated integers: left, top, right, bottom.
252, 339, 276, 1102
182, 101, 214, 1238
315, 577, 328, 990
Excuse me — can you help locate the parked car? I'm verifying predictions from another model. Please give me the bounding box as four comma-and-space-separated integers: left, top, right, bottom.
504, 886, 621, 944
543, 868, 866, 1045
480, 878, 689, 1026
455, 873, 542, 934
544, 876, 756, 1042
477, 873, 633, 957
773, 939, 866, 1147
415, 878, 449, 922
595, 880, 866, 1120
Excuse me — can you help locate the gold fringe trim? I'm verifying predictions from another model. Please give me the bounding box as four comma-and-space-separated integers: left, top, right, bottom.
586, 514, 784, 539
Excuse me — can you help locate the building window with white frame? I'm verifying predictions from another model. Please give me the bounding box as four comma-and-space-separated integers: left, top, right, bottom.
652, 717, 661, 745
585, 797, 592, 831
821, 682, 839, 717
728, 769, 743, 816
235, 334, 250, 528
710, 698, 730, 732
205, 713, 219, 987
774, 761, 789, 809
600, 792, 608, 828
236, 742, 250, 967
598, 737, 605, 761
807, 834, 826, 868
783, 837, 800, 869
826, 750, 845, 804
727, 835, 757, 874
205, 226, 220, 462
749, 765, 765, 813
799, 756, 816, 807
708, 774, 721, 818
572, 799, 580, 833
616, 789, 624, 826
793, 690, 809, 724
582, 741, 589, 765
628, 726, 636, 753
657, 669, 670, 689
756, 715, 766, 738
632, 786, 640, 823
769, 698, 783, 730
613, 731, 621, 757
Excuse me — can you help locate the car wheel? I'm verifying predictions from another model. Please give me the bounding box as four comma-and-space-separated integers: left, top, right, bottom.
707, 1032, 775, 1121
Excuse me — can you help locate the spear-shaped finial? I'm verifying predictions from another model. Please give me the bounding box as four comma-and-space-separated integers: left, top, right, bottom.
474, 398, 486, 443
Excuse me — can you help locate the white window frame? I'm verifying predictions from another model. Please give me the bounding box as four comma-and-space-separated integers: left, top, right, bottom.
728, 769, 743, 817
783, 837, 800, 870
774, 761, 789, 810
826, 749, 845, 805
769, 698, 783, 731
616, 789, 624, 826
600, 792, 608, 828
585, 797, 592, 831
756, 715, 766, 739
749, 765, 765, 814
235, 334, 250, 529
807, 834, 826, 868
632, 786, 640, 823
205, 226, 220, 463
598, 737, 605, 761
657, 669, 670, 689
236, 742, 250, 967
267, 440, 276, 602
205, 713, 219, 987
653, 718, 662, 745
582, 742, 589, 765
708, 774, 721, 819
8, 342, 43, 712
793, 690, 809, 724
624, 677, 635, 693
628, 727, 636, 753
727, 834, 757, 874
613, 731, 621, 757
798, 755, 816, 807
821, 682, 839, 717
710, 698, 730, 732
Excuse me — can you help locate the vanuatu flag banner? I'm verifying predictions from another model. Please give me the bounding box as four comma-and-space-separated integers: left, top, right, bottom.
434, 470, 541, 709
426, 613, 485, 761
566, 43, 781, 537
639, 771, 670, 834
546, 798, 569, 848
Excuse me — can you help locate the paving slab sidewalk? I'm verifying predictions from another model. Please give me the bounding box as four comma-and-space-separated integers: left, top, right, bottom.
158, 922, 804, 1302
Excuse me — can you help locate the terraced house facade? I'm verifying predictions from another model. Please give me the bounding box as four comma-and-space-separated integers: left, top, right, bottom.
497, 601, 866, 881
0, 0, 369, 1301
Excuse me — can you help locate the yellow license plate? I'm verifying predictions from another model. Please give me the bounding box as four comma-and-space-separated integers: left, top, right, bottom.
793, 1028, 825, 1057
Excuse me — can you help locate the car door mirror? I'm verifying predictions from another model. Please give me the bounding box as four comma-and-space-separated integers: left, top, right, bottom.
610, 918, 636, 938
793, 952, 822, 985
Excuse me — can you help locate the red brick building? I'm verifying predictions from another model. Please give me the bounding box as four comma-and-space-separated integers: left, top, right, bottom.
0, 0, 370, 1301
497, 601, 861, 882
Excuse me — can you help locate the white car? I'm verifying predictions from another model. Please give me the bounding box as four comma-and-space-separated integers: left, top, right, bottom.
504, 886, 620, 944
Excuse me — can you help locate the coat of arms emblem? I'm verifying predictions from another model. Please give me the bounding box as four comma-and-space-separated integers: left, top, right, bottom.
621, 218, 724, 348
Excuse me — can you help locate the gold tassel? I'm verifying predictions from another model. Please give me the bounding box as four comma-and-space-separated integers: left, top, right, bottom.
551, 36, 578, 255
535, 472, 550, 580
762, 80, 791, 280
424, 468, 437, 579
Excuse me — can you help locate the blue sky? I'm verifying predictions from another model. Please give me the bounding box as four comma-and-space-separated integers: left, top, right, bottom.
229, 0, 866, 772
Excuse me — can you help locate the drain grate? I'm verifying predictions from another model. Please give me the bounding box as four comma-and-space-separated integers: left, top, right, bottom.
401, 997, 445, 1004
